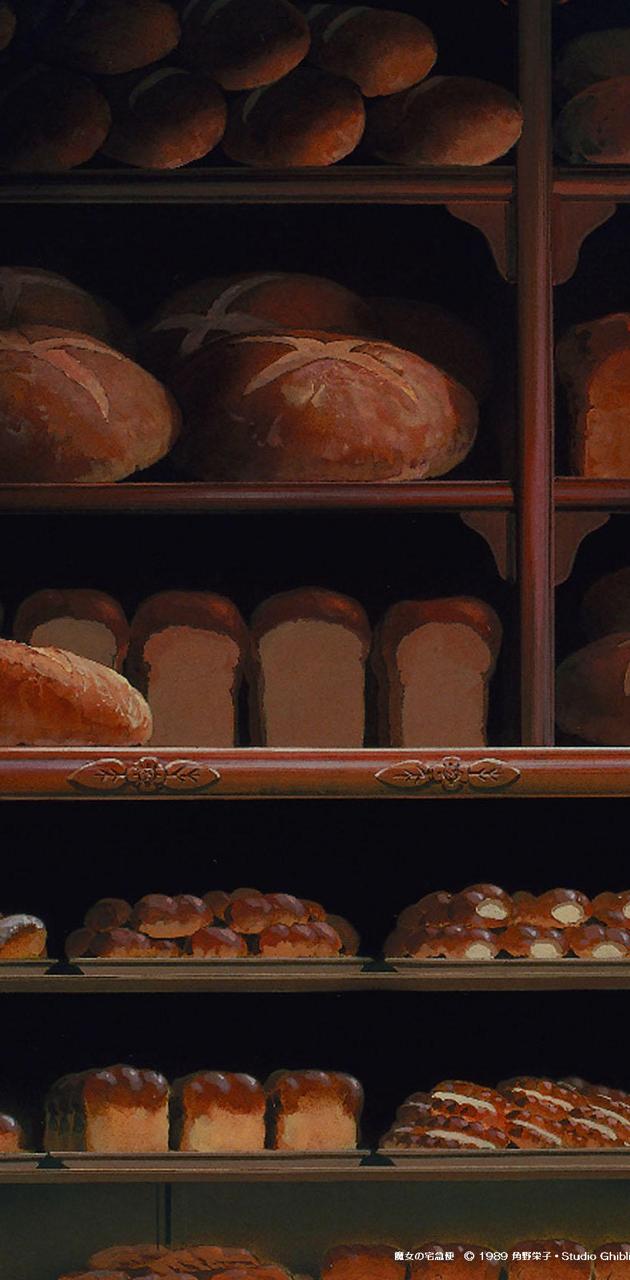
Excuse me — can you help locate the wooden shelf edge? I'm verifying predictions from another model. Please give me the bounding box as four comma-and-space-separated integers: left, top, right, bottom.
554, 168, 630, 201
2, 747, 630, 799
555, 480, 630, 510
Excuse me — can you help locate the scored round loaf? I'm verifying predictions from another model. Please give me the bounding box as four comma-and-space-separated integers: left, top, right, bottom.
180, 0, 310, 90
102, 68, 227, 170
366, 76, 524, 166
14, 589, 130, 672
556, 634, 630, 744
0, 639, 153, 746
0, 4, 16, 52
0, 913, 47, 959
556, 78, 630, 164
0, 326, 180, 482
223, 67, 365, 167
557, 313, 630, 477
321, 1243, 406, 1279
556, 30, 630, 100
171, 329, 478, 482
0, 67, 111, 171
0, 267, 131, 352
371, 297, 493, 402
307, 5, 437, 98
141, 271, 378, 381
45, 0, 181, 75
582, 568, 630, 639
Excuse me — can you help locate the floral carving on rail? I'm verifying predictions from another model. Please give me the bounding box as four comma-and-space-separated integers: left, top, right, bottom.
68, 756, 221, 795
375, 756, 521, 793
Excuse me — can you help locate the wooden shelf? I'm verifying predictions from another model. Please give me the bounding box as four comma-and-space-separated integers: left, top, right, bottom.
1, 1150, 629, 1183
555, 480, 630, 510
554, 168, 630, 201
0, 167, 514, 206
3, 746, 630, 799
0, 481, 513, 515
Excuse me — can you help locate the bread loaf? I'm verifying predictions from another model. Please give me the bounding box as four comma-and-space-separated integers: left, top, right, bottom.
0, 1113, 24, 1152
180, 0, 309, 90
499, 924, 568, 960
566, 923, 630, 960
44, 1065, 170, 1151
395, 924, 499, 961
592, 890, 630, 927
265, 1069, 363, 1150
84, 898, 132, 931
509, 1245, 592, 1280
171, 330, 478, 481
142, 272, 377, 380
321, 1244, 405, 1279
448, 884, 512, 928
0, 266, 131, 352
582, 569, 630, 639
556, 29, 630, 99
131, 893, 211, 938
0, 67, 111, 171
0, 326, 180, 481
366, 76, 524, 166
90, 929, 178, 959
258, 921, 343, 957
188, 925, 248, 957
0, 3, 15, 50
102, 68, 227, 169
372, 598, 502, 747
409, 1245, 501, 1280
556, 78, 630, 164
556, 634, 630, 744
371, 298, 493, 402
323, 915, 359, 956
250, 589, 370, 748
513, 889, 590, 928
307, 5, 437, 98
127, 592, 250, 747
0, 639, 152, 746
223, 68, 365, 167
171, 1072, 266, 1150
0, 913, 47, 959
46, 0, 180, 75
89, 1245, 168, 1272
14, 590, 129, 672
558, 314, 630, 477
595, 1245, 630, 1280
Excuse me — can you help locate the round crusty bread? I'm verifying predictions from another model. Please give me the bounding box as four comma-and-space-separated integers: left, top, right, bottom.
171, 328, 478, 481
140, 271, 378, 379
555, 29, 630, 100
307, 4, 437, 98
0, 639, 152, 746
223, 66, 365, 167
180, 0, 310, 91
371, 297, 493, 402
366, 75, 524, 166
45, 0, 181, 76
102, 67, 227, 170
555, 77, 630, 165
0, 326, 181, 481
0, 66, 111, 171
556, 633, 630, 745
0, 267, 131, 352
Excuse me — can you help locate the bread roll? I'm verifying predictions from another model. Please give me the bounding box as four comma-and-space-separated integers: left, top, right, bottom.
0, 326, 180, 482
595, 1245, 630, 1280
84, 898, 132, 931
250, 589, 370, 748
0, 639, 152, 746
566, 923, 630, 960
102, 68, 227, 169
499, 924, 568, 960
513, 889, 590, 929
556, 634, 630, 744
409, 1245, 501, 1280
324, 914, 359, 956
65, 927, 98, 959
172, 330, 478, 482
44, 1065, 170, 1151
0, 1113, 24, 1152
558, 314, 630, 477
265, 1069, 363, 1150
89, 1245, 168, 1272
142, 272, 377, 380
387, 1115, 507, 1150
188, 925, 248, 957
0, 3, 15, 51
556, 79, 630, 164
0, 67, 111, 171
581, 568, 630, 639
258, 921, 342, 957
448, 884, 512, 928
0, 267, 131, 351
130, 894, 211, 938
90, 929, 179, 959
46, 0, 180, 75
505, 1113, 567, 1149
14, 589, 129, 672
180, 0, 309, 90
556, 29, 630, 99
226, 892, 273, 933
307, 5, 436, 97
371, 298, 493, 402
127, 592, 250, 747
366, 76, 524, 166
372, 598, 502, 748
321, 1244, 405, 1279
394, 923, 499, 960
509, 1245, 592, 1280
0, 913, 47, 959
592, 890, 630, 927
167, 1246, 259, 1272
223, 68, 365, 167
431, 1080, 506, 1125
203, 889, 232, 920
171, 1071, 265, 1150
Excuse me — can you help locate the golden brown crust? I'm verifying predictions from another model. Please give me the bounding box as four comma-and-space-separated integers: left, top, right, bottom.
566, 923, 630, 959
513, 889, 591, 929
324, 914, 359, 956
65, 926, 97, 960
130, 894, 212, 939
102, 68, 227, 170
89, 1245, 169, 1271
265, 1068, 363, 1117
557, 633, 630, 743
448, 884, 512, 929
0, 913, 47, 959
188, 925, 249, 958
508, 1244, 592, 1280
557, 313, 630, 477
180, 0, 310, 91
499, 923, 568, 959
251, 588, 371, 649
321, 1242, 405, 1279
0, 639, 152, 746
366, 76, 523, 166
84, 898, 132, 931
48, 1065, 169, 1118
0, 1112, 24, 1149
258, 921, 342, 957
592, 891, 630, 926
90, 929, 179, 959
14, 589, 129, 672
409, 1244, 502, 1280
127, 591, 251, 697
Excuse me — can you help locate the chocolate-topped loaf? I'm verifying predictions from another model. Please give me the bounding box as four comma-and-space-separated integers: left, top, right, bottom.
44, 1065, 170, 1151
171, 1071, 266, 1151
265, 1069, 363, 1150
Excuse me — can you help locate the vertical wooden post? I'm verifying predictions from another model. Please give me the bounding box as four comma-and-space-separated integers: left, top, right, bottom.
516, 0, 555, 744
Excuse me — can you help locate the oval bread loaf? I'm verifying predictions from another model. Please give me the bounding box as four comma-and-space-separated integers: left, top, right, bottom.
223, 67, 365, 167
46, 0, 181, 75
0, 639, 152, 746
556, 634, 630, 745
0, 66, 111, 171
555, 29, 630, 99
366, 75, 524, 166
0, 267, 131, 351
102, 67, 227, 170
180, 0, 310, 90
171, 329, 478, 481
307, 4, 437, 98
0, 326, 181, 481
555, 78, 630, 164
